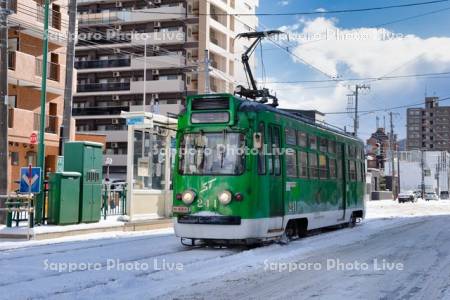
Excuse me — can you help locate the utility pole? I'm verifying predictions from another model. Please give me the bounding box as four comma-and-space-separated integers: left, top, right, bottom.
397, 147, 401, 194
62, 0, 77, 150
436, 155, 440, 196
0, 0, 10, 224
36, 0, 51, 224
204, 49, 210, 94
389, 112, 397, 199
352, 84, 370, 137
421, 149, 425, 199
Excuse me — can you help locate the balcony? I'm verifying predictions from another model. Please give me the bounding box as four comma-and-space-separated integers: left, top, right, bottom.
78, 5, 186, 25
73, 106, 130, 116
75, 54, 184, 71
35, 58, 60, 81
8, 51, 15, 70
75, 58, 131, 69
8, 51, 64, 94
77, 82, 130, 93
130, 78, 185, 93
33, 113, 58, 134
131, 30, 185, 45
131, 54, 184, 69
8, 108, 60, 145
37, 4, 61, 30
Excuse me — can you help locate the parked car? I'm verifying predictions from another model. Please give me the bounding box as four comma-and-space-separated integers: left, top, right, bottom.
398, 191, 417, 203
425, 192, 439, 201
440, 191, 449, 200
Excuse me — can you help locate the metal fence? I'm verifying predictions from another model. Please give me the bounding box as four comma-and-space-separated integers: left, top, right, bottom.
6, 183, 127, 227
102, 184, 127, 219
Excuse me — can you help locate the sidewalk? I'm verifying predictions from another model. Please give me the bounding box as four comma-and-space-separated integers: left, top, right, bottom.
0, 216, 173, 240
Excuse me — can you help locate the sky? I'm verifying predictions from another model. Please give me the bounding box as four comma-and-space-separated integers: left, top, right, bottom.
251, 0, 450, 141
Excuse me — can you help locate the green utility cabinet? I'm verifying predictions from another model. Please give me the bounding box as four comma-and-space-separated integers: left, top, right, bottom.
48, 172, 81, 225
64, 141, 104, 223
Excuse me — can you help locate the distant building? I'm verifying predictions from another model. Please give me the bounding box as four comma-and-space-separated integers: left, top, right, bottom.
399, 150, 449, 195
73, 0, 259, 179
407, 96, 450, 151
366, 128, 396, 170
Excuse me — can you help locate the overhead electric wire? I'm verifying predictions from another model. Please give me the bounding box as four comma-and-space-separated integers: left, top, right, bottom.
132, 0, 450, 16
265, 71, 450, 84
323, 95, 450, 115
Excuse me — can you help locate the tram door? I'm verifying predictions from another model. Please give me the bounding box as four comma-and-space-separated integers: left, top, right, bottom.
268, 124, 284, 217
339, 143, 347, 220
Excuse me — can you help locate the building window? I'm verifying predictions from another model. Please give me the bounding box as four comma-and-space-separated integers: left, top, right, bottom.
10, 152, 19, 166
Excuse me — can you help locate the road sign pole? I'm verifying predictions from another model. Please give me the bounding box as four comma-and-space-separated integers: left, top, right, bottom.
36, 0, 50, 224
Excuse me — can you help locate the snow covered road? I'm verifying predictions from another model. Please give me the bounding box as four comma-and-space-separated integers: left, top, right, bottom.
1, 200, 450, 300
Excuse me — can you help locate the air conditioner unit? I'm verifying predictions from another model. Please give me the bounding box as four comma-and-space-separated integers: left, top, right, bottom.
113, 71, 120, 77
152, 69, 159, 75
111, 142, 119, 148
112, 95, 120, 101
112, 119, 119, 124
115, 1, 122, 7
154, 21, 161, 28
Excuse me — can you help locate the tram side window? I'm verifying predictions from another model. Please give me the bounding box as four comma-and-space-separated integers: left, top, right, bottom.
328, 141, 336, 154
319, 154, 328, 179
329, 158, 337, 178
270, 125, 281, 176
356, 162, 361, 181
308, 152, 318, 178
258, 122, 266, 175
268, 127, 273, 174
337, 159, 343, 179
319, 138, 328, 152
349, 160, 357, 181
297, 131, 307, 147
298, 151, 308, 178
309, 135, 317, 150
286, 150, 297, 177
285, 128, 296, 145
361, 162, 365, 182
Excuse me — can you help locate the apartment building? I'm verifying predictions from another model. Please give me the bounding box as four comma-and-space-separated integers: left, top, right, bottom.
6, 0, 69, 191
407, 97, 450, 151
74, 0, 259, 178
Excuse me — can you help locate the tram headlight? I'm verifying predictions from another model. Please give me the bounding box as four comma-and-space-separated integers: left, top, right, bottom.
218, 190, 232, 205
181, 190, 196, 205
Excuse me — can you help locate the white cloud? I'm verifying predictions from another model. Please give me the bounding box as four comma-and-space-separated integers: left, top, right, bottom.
278, 0, 289, 6
263, 17, 450, 138
285, 17, 450, 78
315, 8, 327, 13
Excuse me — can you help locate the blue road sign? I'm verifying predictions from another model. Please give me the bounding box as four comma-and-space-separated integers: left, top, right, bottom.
127, 116, 144, 125
19, 167, 42, 193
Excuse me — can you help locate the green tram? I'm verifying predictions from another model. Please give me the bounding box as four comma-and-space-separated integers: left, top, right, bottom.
173, 93, 365, 244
